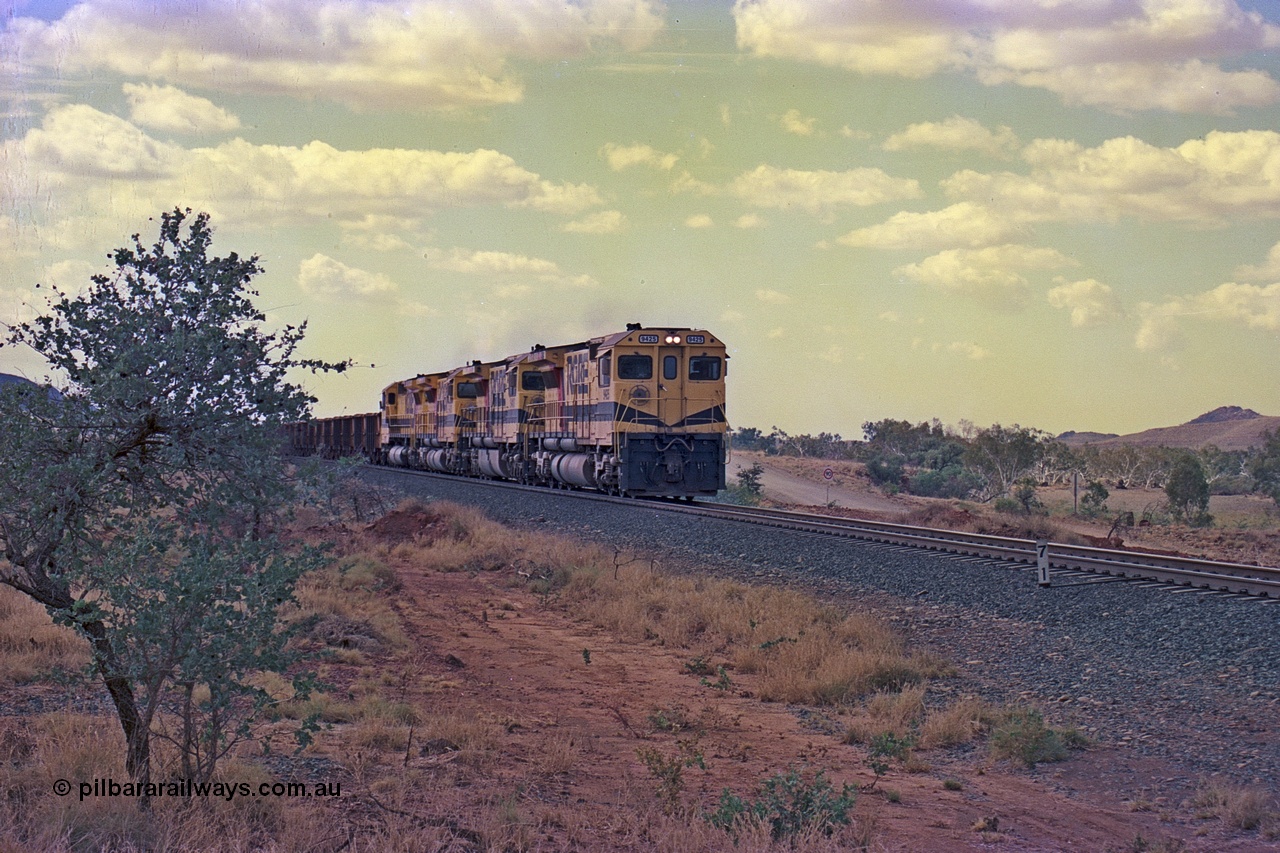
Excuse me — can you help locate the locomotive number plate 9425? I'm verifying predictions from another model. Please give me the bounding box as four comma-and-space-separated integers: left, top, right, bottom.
685, 334, 705, 344
638, 334, 660, 343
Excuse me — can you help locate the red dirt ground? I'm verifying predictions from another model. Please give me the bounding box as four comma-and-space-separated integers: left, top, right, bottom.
359, 534, 1270, 851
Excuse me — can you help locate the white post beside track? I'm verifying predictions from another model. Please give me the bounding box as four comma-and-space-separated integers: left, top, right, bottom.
1037, 539, 1051, 587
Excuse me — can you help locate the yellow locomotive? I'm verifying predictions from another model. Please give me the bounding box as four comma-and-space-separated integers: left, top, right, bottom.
291, 324, 728, 498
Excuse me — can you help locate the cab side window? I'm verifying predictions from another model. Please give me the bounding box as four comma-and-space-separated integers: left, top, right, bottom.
689, 356, 721, 381
617, 355, 652, 380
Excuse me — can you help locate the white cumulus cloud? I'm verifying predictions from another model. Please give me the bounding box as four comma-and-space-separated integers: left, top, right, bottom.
883, 115, 1019, 158
895, 244, 1076, 310
23, 103, 178, 178
945, 341, 990, 360
564, 210, 627, 234
423, 247, 596, 288
730, 164, 922, 215
1047, 278, 1124, 327
2, 105, 603, 249
1233, 240, 1280, 281
779, 108, 816, 136
733, 0, 1280, 114
7, 0, 667, 112
838, 202, 1022, 250
1137, 281, 1280, 351
123, 83, 242, 134
601, 142, 679, 171
944, 130, 1280, 226
298, 254, 398, 299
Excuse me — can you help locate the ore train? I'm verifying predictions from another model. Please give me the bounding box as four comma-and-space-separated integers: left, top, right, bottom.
287, 324, 728, 498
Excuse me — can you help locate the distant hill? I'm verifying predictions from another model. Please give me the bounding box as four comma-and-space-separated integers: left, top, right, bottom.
0, 373, 63, 402
1057, 430, 1120, 445
1058, 407, 1279, 452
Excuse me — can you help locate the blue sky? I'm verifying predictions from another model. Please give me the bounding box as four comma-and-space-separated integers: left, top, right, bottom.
3, 0, 1280, 436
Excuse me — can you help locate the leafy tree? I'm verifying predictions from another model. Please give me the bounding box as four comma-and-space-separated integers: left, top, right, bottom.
731, 426, 774, 454
1197, 444, 1253, 495
1010, 477, 1045, 515
1164, 451, 1211, 525
1080, 444, 1178, 490
1078, 480, 1110, 518
1031, 439, 1077, 486
864, 452, 905, 489
963, 424, 1051, 501
861, 417, 953, 464
0, 209, 346, 800
1250, 429, 1280, 508
735, 461, 765, 497
906, 464, 980, 499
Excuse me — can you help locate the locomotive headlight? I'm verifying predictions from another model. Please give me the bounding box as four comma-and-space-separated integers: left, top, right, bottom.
664, 335, 682, 344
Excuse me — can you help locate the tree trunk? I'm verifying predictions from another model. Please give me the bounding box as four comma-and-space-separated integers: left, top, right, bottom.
80, 618, 152, 808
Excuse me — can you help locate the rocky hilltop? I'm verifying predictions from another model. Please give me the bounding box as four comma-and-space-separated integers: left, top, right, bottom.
1186, 405, 1261, 425
1059, 407, 1278, 451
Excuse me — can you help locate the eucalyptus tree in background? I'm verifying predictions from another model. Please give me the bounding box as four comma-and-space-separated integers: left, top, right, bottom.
0, 209, 348, 800
1165, 451, 1211, 526
962, 424, 1052, 502
1249, 429, 1280, 509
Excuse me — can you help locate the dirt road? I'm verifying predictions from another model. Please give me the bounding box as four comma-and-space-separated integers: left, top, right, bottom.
727, 453, 904, 514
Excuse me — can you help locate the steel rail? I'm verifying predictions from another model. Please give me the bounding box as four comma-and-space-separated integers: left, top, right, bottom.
666, 502, 1280, 598
358, 465, 1280, 599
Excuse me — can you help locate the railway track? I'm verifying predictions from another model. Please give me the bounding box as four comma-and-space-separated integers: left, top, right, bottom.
362, 465, 1280, 600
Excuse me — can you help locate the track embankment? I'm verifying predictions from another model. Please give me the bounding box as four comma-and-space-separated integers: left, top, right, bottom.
359, 466, 1280, 812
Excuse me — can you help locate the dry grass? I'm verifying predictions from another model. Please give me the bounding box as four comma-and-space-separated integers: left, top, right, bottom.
364, 498, 608, 581
556, 564, 949, 707
372, 499, 951, 710
0, 585, 90, 684
1190, 781, 1278, 831
289, 554, 407, 651
917, 695, 994, 749
0, 498, 977, 851
842, 686, 926, 745
0, 714, 295, 853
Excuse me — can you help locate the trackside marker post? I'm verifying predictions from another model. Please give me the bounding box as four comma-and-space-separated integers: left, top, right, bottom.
1036, 539, 1051, 587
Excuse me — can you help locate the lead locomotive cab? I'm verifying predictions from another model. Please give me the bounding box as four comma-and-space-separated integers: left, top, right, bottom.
588, 325, 728, 497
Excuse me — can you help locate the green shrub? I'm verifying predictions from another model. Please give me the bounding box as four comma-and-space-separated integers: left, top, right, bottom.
1079, 480, 1109, 517
989, 708, 1083, 768
865, 453, 904, 488
907, 465, 980, 499
707, 766, 856, 841
993, 497, 1021, 514
866, 731, 914, 789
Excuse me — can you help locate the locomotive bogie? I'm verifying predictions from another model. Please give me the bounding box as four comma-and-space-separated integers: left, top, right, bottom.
290, 325, 727, 498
